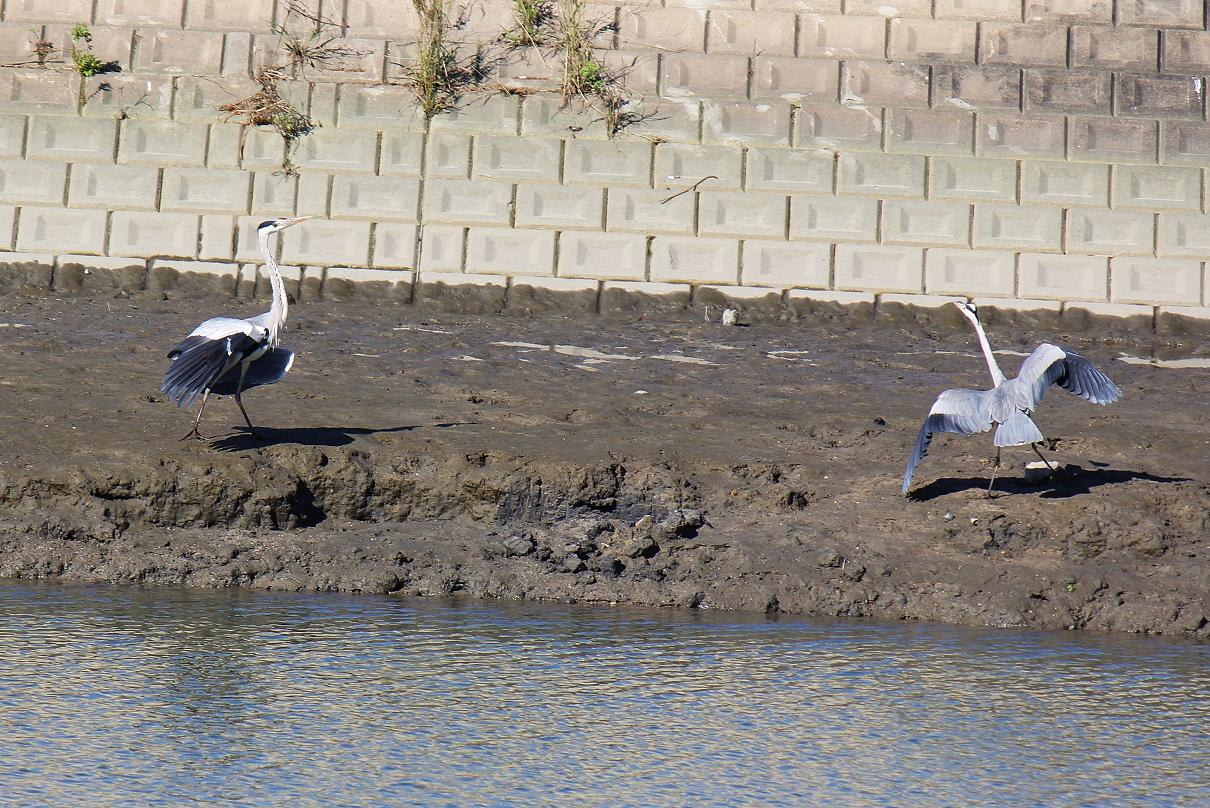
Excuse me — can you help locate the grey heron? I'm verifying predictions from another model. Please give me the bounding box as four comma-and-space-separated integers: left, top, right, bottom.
161, 216, 311, 440
901, 301, 1122, 496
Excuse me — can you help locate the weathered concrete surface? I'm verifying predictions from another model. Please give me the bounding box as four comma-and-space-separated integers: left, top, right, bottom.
1, 294, 1209, 638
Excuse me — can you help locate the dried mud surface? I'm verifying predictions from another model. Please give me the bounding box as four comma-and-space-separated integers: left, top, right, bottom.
1, 294, 1209, 638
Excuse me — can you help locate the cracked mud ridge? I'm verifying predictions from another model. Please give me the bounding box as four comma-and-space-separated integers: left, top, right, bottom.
1, 294, 1209, 638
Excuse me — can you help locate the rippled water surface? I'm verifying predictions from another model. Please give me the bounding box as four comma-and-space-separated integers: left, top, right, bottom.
1, 581, 1207, 806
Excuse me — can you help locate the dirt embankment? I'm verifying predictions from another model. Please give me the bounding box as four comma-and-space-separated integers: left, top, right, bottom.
1, 294, 1209, 637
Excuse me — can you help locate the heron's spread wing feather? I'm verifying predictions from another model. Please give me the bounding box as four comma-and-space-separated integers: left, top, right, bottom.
993, 409, 1044, 447
161, 332, 264, 408
209, 348, 294, 396
1014, 344, 1122, 411
187, 316, 259, 342
902, 388, 994, 495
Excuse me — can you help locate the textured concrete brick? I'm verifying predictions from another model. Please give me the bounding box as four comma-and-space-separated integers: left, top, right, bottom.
379, 132, 426, 176
929, 156, 1016, 201
4, 0, 92, 23
741, 240, 830, 288
15, 206, 106, 253
245, 262, 302, 300
787, 289, 875, 308
505, 275, 599, 315
295, 130, 378, 173
1064, 301, 1155, 321
419, 225, 465, 272
295, 173, 328, 219
1069, 117, 1157, 163
795, 104, 882, 150
46, 23, 134, 70
1071, 26, 1157, 70
703, 102, 791, 147
0, 116, 26, 158
661, 54, 749, 100
619, 8, 706, 52
520, 96, 609, 140
599, 50, 660, 98
1, 70, 77, 115
428, 96, 518, 135
978, 113, 1066, 159
372, 224, 419, 268
161, 168, 251, 214
465, 227, 556, 276
109, 212, 200, 258
68, 163, 158, 210
1024, 69, 1112, 115
28, 117, 115, 162
0, 159, 65, 205
885, 109, 974, 156
698, 191, 788, 239
1025, 0, 1111, 21
606, 188, 695, 235
414, 271, 506, 313
842, 62, 929, 108
1066, 210, 1155, 255
53, 254, 147, 295
925, 248, 1016, 296
973, 205, 1063, 251
1117, 0, 1202, 28
1163, 31, 1210, 73
423, 179, 514, 225
752, 58, 838, 103
888, 19, 976, 63
147, 260, 238, 297
707, 11, 795, 55
185, 0, 275, 30
1116, 74, 1205, 120
250, 173, 297, 217
558, 231, 647, 281
1018, 253, 1108, 301
330, 175, 420, 222
1020, 161, 1109, 206
1113, 165, 1202, 211
655, 144, 742, 191
95, 0, 181, 25
932, 65, 1022, 111
295, 38, 386, 84
980, 23, 1068, 66
516, 185, 604, 230
789, 197, 878, 242
937, 0, 1023, 20
474, 136, 562, 181
834, 245, 923, 293
881, 201, 970, 246
203, 123, 242, 169
118, 120, 207, 166
650, 237, 739, 285
134, 30, 224, 75
344, 0, 416, 37
337, 86, 422, 131
798, 14, 885, 59
80, 75, 173, 120
754, 0, 842, 11
838, 154, 925, 198
282, 220, 372, 265
746, 149, 834, 193
235, 216, 274, 262
565, 140, 652, 187
175, 77, 259, 123
199, 215, 236, 260
1157, 213, 1210, 256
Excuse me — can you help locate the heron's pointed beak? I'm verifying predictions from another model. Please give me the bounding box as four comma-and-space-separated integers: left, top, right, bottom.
280, 216, 314, 229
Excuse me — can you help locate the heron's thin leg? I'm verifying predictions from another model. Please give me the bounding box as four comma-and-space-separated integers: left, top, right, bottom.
179, 392, 210, 441
987, 448, 1001, 497
1031, 442, 1057, 471
233, 361, 260, 437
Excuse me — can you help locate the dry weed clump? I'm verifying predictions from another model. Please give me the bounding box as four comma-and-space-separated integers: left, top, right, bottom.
218, 67, 317, 177
272, 0, 369, 77
400, 0, 488, 119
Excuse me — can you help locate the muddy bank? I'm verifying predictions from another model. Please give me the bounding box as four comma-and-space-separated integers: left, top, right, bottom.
1, 294, 1208, 637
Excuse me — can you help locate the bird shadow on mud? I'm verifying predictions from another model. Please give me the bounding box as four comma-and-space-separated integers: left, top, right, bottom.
909, 467, 1192, 502
209, 422, 468, 451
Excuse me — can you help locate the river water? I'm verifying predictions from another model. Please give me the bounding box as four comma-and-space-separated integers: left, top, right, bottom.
0, 580, 1206, 807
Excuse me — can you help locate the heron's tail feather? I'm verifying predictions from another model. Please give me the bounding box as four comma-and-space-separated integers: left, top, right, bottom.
993, 410, 1044, 447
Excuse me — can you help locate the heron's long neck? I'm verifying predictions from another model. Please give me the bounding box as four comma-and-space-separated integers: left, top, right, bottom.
260, 230, 287, 347
968, 314, 1006, 387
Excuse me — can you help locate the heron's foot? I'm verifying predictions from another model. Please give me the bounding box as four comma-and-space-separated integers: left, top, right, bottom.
179, 426, 207, 441
1031, 443, 1058, 471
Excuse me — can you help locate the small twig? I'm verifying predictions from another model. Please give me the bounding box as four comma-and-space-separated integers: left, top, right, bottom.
660, 175, 717, 205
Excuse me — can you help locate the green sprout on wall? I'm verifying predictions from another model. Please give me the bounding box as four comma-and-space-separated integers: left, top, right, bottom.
69, 23, 105, 77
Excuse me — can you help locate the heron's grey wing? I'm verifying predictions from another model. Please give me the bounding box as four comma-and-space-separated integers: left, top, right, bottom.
1014, 343, 1122, 411
162, 331, 264, 408
210, 348, 294, 395
901, 388, 994, 495
187, 316, 259, 342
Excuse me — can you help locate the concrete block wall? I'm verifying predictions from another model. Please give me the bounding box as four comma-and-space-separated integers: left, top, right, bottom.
0, 0, 1209, 320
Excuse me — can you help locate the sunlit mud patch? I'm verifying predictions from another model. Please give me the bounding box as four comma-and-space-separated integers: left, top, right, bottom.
1117, 354, 1210, 370
490, 342, 718, 366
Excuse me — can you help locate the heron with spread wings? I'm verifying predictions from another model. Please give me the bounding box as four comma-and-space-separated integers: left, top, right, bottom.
902, 301, 1122, 496
161, 216, 310, 440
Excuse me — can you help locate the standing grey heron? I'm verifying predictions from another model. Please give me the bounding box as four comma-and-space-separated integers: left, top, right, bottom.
161, 216, 311, 440
901, 301, 1122, 496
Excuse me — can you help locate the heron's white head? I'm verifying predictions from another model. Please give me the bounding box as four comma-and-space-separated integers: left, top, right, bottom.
953, 300, 979, 323
257, 216, 313, 234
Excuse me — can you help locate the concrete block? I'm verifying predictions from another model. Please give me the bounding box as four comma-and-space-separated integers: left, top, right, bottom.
1020, 161, 1109, 206
1071, 25, 1158, 70
696, 285, 785, 319
174, 77, 258, 123
619, 8, 707, 52
474, 135, 562, 181
185, 0, 275, 30
28, 117, 116, 162
0, 205, 14, 250
133, 30, 224, 75
888, 19, 977, 63
422, 132, 471, 179
414, 271, 507, 315
281, 220, 371, 266
834, 245, 923, 293
295, 129, 378, 173
798, 14, 886, 59
1163, 31, 1210, 73
932, 65, 1022, 111
881, 201, 970, 247
841, 61, 930, 108
234, 216, 273, 262
1113, 165, 1201, 211
844, 0, 931, 13
1117, 0, 1202, 28
600, 281, 691, 314
661, 54, 749, 100
599, 51, 660, 98
703, 102, 792, 147
1157, 213, 1210, 257
321, 268, 412, 302
247, 262, 302, 301
937, 0, 1023, 20
337, 85, 422, 131
81, 75, 173, 120
0, 70, 78, 115
204, 123, 244, 169
977, 113, 1067, 159
65, 164, 155, 211
423, 179, 513, 225
751, 58, 838, 103
706, 11, 795, 55
199, 215, 236, 260
250, 173, 297, 217
795, 104, 882, 151
606, 187, 694, 235
330, 175, 420, 222
838, 153, 925, 198
52, 254, 147, 296
291, 170, 327, 219
1066, 209, 1155, 255
96, 0, 182, 25
520, 96, 610, 140
786, 289, 876, 322
465, 227, 556, 276
1116, 74, 1205, 120
372, 223, 419, 268
109, 211, 200, 258
344, 0, 416, 38
566, 140, 652, 187
118, 120, 207, 166
650, 236, 739, 285
1157, 306, 1210, 336
15, 206, 106, 254
0, 116, 27, 158
698, 191, 788, 239
220, 32, 253, 79
506, 276, 599, 315
1025, 0, 1111, 22
973, 205, 1063, 251
1017, 253, 1108, 301
0, 159, 66, 205
746, 149, 834, 193
929, 156, 1016, 201
789, 196, 878, 242
296, 38, 386, 84
885, 108, 974, 156
160, 168, 251, 214
419, 225, 465, 272
925, 248, 1015, 296
741, 240, 830, 288
516, 185, 604, 231
655, 144, 741, 190
4, 0, 92, 23
379, 131, 426, 176
146, 259, 238, 297
1062, 302, 1156, 328
1110, 256, 1200, 305
1024, 69, 1112, 115
980, 23, 1067, 66
1069, 117, 1157, 163
428, 96, 519, 135
0, 249, 53, 291
558, 231, 648, 281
